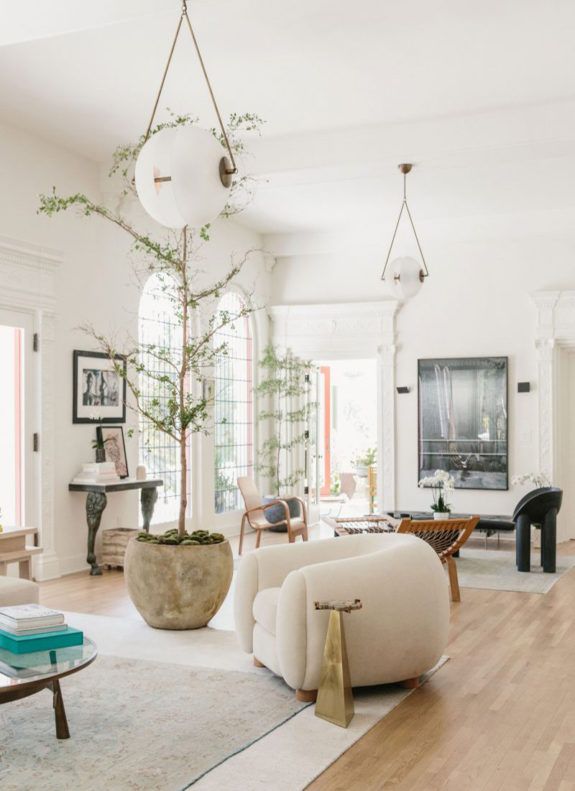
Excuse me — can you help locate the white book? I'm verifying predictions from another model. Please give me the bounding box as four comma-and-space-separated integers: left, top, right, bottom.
0, 622, 67, 636
0, 604, 65, 626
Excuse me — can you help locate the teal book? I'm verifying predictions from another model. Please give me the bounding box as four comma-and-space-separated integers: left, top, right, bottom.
0, 626, 83, 655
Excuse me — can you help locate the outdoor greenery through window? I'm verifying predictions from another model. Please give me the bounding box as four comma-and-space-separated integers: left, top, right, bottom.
139, 273, 190, 524
214, 292, 254, 513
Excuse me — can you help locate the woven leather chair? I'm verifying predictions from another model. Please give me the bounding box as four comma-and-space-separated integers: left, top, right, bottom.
237, 477, 309, 555
396, 516, 479, 602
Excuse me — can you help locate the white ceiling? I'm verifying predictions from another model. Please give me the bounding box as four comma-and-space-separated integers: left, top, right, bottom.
1, 0, 575, 243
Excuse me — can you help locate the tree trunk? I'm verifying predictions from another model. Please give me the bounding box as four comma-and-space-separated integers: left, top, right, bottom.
178, 227, 189, 538
179, 437, 187, 536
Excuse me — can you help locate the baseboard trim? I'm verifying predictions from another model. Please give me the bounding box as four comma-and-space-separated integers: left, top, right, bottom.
34, 551, 62, 582
55, 553, 91, 578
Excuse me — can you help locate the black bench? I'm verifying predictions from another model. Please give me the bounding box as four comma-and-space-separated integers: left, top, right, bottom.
386, 511, 514, 541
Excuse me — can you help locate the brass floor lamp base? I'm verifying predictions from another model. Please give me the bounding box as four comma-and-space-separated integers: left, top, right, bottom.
314, 599, 362, 728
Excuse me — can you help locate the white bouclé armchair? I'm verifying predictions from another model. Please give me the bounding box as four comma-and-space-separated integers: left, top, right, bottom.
234, 533, 450, 700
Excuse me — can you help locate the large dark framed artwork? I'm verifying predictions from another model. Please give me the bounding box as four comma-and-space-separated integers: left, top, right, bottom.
418, 356, 508, 490
73, 350, 126, 424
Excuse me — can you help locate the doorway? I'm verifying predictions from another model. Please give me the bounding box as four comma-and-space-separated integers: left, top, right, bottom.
0, 311, 34, 529
315, 359, 377, 515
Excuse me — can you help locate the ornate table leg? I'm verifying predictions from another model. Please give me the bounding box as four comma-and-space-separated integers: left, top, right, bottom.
140, 486, 158, 533
86, 492, 107, 575
50, 678, 70, 739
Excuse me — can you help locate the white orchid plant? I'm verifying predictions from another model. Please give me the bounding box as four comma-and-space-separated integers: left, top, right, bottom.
512, 472, 551, 488
418, 469, 455, 514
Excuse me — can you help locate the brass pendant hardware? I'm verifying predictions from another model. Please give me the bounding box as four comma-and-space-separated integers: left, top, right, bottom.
219, 156, 234, 188
394, 269, 425, 284
381, 163, 429, 282
143, 0, 238, 189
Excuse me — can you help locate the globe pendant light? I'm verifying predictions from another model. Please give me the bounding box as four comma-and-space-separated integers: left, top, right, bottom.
381, 164, 429, 299
134, 1, 237, 229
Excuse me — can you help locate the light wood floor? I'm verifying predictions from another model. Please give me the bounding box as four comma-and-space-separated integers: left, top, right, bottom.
38, 538, 575, 790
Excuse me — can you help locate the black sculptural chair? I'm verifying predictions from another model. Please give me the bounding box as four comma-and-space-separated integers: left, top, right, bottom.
514, 487, 563, 573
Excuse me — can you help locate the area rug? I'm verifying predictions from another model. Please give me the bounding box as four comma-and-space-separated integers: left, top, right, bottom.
0, 611, 448, 790
0, 655, 308, 791
458, 548, 575, 593
191, 659, 448, 791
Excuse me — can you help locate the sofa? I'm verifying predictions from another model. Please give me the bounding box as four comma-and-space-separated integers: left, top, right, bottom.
234, 533, 450, 699
0, 576, 39, 606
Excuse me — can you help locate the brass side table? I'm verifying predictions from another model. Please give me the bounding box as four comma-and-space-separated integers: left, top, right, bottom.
314, 599, 362, 728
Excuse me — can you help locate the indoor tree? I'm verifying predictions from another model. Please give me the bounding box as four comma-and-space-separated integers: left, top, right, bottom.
256, 344, 317, 497
39, 113, 262, 541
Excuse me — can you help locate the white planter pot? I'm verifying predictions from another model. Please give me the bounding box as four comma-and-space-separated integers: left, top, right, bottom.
433, 512, 450, 520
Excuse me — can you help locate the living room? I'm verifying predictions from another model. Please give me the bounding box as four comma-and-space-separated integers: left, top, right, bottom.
1, 1, 575, 788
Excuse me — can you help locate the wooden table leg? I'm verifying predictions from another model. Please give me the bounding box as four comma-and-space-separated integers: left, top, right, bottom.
50, 678, 70, 739
140, 487, 158, 533
19, 557, 32, 580
86, 492, 107, 575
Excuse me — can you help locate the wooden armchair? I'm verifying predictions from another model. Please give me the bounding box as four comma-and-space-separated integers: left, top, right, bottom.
396, 516, 479, 602
237, 477, 309, 555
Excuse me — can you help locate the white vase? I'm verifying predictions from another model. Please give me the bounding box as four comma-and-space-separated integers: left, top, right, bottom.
433, 512, 450, 520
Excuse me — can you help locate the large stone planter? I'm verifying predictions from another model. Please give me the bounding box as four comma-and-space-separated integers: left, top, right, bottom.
124, 538, 233, 630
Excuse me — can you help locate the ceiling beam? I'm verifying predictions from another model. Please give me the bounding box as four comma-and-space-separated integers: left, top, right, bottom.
245, 99, 575, 185
0, 0, 169, 47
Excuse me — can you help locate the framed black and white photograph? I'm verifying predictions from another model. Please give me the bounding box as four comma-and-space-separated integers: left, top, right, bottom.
97, 425, 129, 479
73, 350, 126, 424
418, 356, 508, 490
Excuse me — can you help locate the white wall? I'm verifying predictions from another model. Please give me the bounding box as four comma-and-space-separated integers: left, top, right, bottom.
0, 119, 269, 576
269, 235, 575, 524
557, 349, 575, 538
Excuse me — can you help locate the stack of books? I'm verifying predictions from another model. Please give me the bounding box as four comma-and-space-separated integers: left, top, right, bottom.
72, 461, 120, 485
0, 604, 83, 654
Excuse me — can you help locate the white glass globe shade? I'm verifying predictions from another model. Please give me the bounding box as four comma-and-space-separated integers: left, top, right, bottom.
135, 126, 230, 229
386, 256, 424, 300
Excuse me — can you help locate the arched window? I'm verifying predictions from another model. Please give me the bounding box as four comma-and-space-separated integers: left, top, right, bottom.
139, 273, 189, 524
214, 292, 254, 513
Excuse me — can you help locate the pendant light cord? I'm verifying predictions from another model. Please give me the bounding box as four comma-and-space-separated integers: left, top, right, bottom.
144, 0, 237, 176
144, 13, 184, 142
381, 167, 429, 281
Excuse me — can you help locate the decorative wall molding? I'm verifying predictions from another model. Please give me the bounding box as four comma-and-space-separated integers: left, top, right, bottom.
0, 236, 61, 580
270, 300, 399, 509
532, 290, 575, 487
270, 301, 399, 358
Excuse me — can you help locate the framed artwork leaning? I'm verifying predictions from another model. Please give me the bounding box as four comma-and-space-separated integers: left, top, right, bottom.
73, 350, 126, 424
97, 425, 129, 479
418, 356, 508, 490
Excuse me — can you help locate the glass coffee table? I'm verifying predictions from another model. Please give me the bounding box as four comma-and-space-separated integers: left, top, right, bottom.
0, 637, 97, 739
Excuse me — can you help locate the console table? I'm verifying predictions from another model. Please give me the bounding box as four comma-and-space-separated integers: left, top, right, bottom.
69, 479, 163, 575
